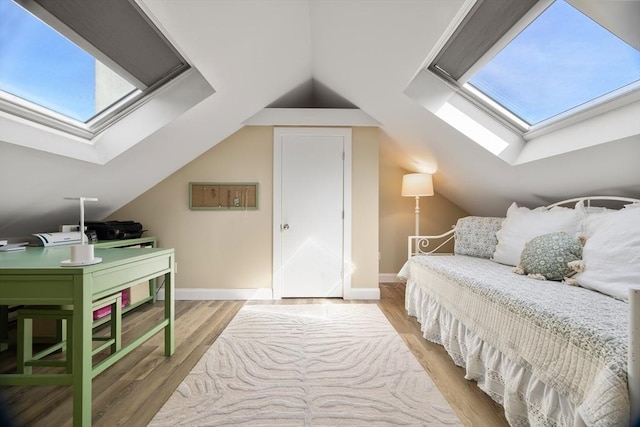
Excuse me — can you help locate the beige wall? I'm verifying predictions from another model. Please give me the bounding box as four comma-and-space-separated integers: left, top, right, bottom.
351, 127, 380, 288
109, 126, 380, 292
378, 138, 468, 275
109, 126, 273, 290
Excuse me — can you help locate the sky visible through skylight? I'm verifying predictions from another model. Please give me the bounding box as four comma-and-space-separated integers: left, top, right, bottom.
469, 0, 640, 126
0, 0, 95, 121
0, 0, 134, 122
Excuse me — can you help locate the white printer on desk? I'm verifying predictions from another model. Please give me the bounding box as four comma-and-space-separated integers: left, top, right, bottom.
32, 232, 82, 247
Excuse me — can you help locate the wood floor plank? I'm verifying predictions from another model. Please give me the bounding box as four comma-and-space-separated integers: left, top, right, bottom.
0, 285, 508, 427
98, 301, 244, 426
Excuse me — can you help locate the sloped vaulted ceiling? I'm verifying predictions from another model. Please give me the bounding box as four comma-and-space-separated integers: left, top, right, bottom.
1, 0, 639, 237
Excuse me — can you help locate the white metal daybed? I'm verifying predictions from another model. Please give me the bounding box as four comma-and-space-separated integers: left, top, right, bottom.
400, 197, 639, 427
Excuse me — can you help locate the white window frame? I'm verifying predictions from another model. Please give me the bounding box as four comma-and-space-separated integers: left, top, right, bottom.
428, 0, 640, 139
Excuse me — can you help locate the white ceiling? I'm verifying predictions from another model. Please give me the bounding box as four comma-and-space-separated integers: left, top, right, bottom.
1, 0, 639, 237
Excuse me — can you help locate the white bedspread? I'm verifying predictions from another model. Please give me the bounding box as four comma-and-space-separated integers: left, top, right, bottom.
401, 255, 629, 427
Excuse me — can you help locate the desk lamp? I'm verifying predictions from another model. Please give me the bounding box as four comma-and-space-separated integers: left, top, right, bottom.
60, 197, 102, 266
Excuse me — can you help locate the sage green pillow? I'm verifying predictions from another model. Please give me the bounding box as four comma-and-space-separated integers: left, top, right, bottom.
518, 232, 583, 281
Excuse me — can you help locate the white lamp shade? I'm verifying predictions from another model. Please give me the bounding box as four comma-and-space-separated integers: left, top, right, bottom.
401, 173, 434, 197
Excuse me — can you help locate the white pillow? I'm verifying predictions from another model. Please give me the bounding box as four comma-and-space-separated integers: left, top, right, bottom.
492, 202, 582, 266
574, 207, 640, 301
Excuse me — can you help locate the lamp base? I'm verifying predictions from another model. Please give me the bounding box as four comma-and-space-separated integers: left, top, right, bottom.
60, 257, 102, 267
60, 243, 102, 266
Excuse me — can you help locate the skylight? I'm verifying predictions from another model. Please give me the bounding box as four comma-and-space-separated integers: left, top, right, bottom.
466, 0, 640, 127
0, 0, 191, 141
0, 0, 138, 123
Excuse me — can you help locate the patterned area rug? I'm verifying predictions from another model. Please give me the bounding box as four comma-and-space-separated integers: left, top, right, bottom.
149, 304, 461, 426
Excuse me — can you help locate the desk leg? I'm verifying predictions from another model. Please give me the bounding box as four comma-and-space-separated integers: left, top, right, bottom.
72, 277, 93, 427
164, 262, 175, 357
0, 305, 8, 352
150, 240, 158, 304
150, 277, 157, 304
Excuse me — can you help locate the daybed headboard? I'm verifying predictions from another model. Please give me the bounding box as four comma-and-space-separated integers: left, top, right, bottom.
546, 195, 639, 209
408, 196, 640, 259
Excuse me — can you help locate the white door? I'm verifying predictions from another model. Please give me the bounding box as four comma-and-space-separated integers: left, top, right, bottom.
273, 128, 351, 298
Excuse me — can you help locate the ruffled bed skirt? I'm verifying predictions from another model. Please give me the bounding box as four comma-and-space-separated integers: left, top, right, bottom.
405, 279, 587, 427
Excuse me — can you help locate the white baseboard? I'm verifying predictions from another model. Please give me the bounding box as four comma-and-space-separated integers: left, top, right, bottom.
345, 287, 380, 300
156, 287, 380, 301
157, 287, 273, 301
379, 273, 402, 283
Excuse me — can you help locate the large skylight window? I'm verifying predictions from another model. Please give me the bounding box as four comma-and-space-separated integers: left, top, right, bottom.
429, 0, 640, 134
467, 0, 640, 127
0, 0, 190, 140
0, 0, 138, 123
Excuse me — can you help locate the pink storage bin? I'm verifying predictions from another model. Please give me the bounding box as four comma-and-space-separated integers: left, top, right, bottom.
92, 289, 130, 320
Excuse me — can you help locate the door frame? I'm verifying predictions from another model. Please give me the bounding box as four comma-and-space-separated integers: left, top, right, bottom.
272, 127, 352, 299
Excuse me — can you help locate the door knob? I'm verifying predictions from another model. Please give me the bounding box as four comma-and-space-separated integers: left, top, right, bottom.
282, 224, 290, 230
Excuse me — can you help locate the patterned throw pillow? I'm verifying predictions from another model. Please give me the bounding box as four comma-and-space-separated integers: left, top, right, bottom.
454, 216, 504, 259
517, 232, 583, 281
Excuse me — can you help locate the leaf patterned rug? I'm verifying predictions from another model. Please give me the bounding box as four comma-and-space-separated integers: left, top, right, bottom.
149, 304, 461, 426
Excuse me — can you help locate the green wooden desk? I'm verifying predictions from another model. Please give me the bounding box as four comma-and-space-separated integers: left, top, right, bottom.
0, 246, 175, 426
0, 237, 160, 351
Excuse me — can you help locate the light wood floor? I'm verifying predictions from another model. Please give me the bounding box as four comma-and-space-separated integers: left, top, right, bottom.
0, 284, 508, 426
